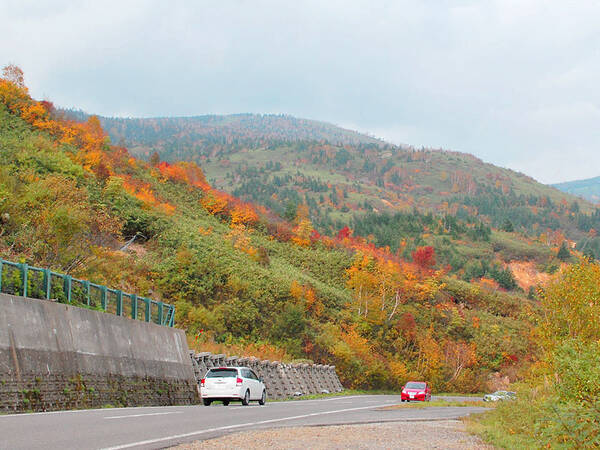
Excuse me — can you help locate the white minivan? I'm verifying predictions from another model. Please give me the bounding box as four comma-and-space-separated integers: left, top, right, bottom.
200, 367, 267, 406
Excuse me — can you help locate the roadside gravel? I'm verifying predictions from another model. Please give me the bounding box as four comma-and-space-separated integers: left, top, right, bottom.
173, 420, 493, 449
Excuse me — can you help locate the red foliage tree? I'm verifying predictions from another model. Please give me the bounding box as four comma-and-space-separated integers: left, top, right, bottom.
412, 246, 436, 269
337, 226, 352, 240
398, 312, 417, 340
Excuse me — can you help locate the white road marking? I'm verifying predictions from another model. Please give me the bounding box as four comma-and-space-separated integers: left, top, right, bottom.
282, 395, 379, 404
0, 404, 198, 418
102, 402, 397, 449
104, 412, 183, 419
0, 395, 399, 419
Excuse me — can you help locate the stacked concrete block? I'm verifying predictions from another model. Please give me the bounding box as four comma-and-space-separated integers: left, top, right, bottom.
236, 357, 250, 371
189, 351, 345, 399
301, 364, 317, 394
323, 364, 340, 392
266, 361, 284, 398
225, 356, 239, 368
190, 351, 201, 381
247, 358, 261, 377
320, 365, 335, 393
276, 363, 295, 397
328, 365, 344, 392
318, 365, 332, 393
211, 354, 226, 367
288, 364, 303, 395
191, 352, 211, 380
311, 364, 328, 393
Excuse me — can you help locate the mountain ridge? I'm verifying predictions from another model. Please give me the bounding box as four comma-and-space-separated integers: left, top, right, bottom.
553, 175, 600, 203
62, 109, 386, 149
61, 110, 600, 262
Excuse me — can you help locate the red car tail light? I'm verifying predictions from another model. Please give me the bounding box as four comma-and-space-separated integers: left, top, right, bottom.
200, 378, 205, 387
236, 377, 243, 386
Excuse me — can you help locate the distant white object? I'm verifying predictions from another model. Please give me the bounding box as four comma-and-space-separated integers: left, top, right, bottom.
294, 391, 303, 396
200, 367, 267, 406
320, 389, 330, 394
483, 391, 516, 402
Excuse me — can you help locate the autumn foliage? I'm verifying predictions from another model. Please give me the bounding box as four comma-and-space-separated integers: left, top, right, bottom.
0, 67, 541, 395
412, 246, 436, 269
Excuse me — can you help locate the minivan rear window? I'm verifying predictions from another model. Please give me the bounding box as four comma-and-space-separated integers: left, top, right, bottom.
206, 368, 238, 378
405, 382, 426, 389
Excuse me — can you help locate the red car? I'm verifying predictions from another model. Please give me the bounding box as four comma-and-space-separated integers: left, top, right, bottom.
401, 381, 431, 402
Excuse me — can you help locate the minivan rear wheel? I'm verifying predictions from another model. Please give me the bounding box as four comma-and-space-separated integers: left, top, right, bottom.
203, 399, 211, 406
258, 390, 266, 405
241, 390, 250, 406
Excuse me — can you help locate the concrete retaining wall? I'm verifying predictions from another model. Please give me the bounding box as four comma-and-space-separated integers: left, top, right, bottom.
190, 352, 344, 399
0, 293, 199, 412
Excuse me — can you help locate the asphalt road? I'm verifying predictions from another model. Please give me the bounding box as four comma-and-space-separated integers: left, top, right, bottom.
0, 395, 488, 450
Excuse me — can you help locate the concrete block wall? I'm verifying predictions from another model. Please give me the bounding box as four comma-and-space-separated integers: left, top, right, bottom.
0, 293, 199, 412
190, 352, 344, 400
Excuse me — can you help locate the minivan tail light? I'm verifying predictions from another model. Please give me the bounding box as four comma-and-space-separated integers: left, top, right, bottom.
236, 377, 243, 386
200, 378, 205, 387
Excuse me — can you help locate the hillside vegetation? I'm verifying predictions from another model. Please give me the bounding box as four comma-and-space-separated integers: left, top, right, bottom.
1, 67, 538, 392
554, 175, 600, 203
63, 110, 383, 151
471, 259, 600, 448
67, 114, 600, 293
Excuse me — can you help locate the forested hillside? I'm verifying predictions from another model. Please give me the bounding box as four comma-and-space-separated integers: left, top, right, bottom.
554, 175, 600, 203
1, 68, 539, 392
63, 110, 383, 153
73, 114, 600, 263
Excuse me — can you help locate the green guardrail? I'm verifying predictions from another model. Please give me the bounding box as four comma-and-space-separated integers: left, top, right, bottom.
0, 258, 175, 327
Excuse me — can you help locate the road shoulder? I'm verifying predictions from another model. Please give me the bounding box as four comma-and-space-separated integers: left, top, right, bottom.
173, 420, 494, 449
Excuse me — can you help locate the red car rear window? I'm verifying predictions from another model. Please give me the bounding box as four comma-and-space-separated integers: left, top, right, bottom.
405, 382, 426, 389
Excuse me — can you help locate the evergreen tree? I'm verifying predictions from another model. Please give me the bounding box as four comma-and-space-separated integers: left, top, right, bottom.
283, 200, 297, 221
150, 151, 160, 166
583, 248, 596, 261
502, 219, 514, 232
557, 242, 571, 261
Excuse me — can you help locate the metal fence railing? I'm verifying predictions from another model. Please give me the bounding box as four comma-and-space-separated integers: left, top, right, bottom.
0, 258, 175, 327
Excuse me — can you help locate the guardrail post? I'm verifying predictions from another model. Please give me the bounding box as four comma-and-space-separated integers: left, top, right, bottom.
144, 298, 151, 322
63, 275, 72, 303
116, 290, 123, 316
0, 259, 3, 292
43, 269, 51, 299
100, 286, 107, 311
131, 294, 137, 319
83, 280, 91, 306
158, 301, 163, 325
169, 306, 175, 327
21, 263, 28, 297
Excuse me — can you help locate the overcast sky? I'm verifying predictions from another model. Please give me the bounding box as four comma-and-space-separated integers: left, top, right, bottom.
2, 0, 599, 183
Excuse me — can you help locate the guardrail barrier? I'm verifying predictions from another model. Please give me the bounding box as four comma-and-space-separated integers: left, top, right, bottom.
0, 258, 175, 327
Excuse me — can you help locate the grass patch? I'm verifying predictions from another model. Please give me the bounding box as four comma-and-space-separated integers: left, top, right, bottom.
466, 388, 600, 449
271, 389, 399, 402
381, 400, 489, 410
465, 404, 540, 449
435, 392, 486, 398
271, 391, 488, 406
